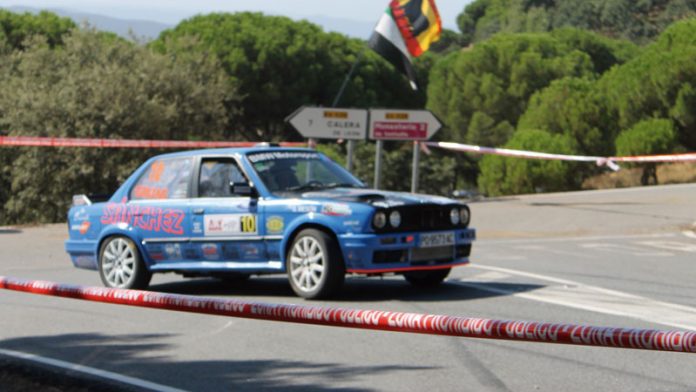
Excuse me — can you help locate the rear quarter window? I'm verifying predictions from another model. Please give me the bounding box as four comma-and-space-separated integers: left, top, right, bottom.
131, 157, 194, 200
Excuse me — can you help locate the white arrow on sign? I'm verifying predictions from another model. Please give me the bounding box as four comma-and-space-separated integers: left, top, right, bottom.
369, 109, 442, 141
287, 107, 368, 140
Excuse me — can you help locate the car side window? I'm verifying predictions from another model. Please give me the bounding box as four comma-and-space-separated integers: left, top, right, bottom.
198, 159, 247, 198
132, 157, 194, 200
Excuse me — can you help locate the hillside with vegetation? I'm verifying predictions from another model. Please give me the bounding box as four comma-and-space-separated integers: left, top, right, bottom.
1, 7, 696, 223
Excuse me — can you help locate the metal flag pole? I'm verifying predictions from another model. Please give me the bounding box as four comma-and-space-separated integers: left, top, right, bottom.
331, 49, 365, 172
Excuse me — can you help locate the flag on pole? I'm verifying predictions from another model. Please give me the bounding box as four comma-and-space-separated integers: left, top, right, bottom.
368, 0, 442, 90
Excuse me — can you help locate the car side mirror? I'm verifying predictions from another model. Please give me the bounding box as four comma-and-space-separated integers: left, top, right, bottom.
231, 182, 256, 198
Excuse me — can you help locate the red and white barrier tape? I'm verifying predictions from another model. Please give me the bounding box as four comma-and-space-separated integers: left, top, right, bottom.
0, 136, 304, 149
426, 141, 696, 170
2, 276, 694, 353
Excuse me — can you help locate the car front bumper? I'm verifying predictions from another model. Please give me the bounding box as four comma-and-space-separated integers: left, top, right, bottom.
338, 228, 476, 274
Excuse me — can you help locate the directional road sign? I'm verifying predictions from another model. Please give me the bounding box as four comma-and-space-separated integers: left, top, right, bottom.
287, 107, 368, 140
368, 109, 442, 141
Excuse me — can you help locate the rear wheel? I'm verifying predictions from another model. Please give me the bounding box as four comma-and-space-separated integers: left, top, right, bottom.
403, 268, 451, 287
98, 236, 152, 289
286, 229, 344, 299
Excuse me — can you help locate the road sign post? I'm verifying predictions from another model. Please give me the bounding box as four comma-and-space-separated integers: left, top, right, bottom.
368, 109, 441, 192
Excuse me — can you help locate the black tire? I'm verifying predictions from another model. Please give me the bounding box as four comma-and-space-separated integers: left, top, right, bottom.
403, 268, 451, 287
286, 228, 345, 299
98, 236, 152, 290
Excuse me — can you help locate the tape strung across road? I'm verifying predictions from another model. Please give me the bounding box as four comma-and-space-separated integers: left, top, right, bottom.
0, 136, 304, 149
2, 277, 695, 354
426, 141, 696, 170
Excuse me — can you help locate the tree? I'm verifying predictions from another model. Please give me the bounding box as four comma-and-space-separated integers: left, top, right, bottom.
518, 77, 615, 155
0, 10, 76, 50
599, 18, 696, 150
455, 0, 696, 45
615, 118, 677, 185
426, 29, 629, 147
152, 12, 423, 142
478, 129, 579, 196
0, 29, 235, 224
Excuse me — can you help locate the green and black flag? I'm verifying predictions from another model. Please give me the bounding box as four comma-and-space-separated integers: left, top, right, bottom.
368, 0, 442, 90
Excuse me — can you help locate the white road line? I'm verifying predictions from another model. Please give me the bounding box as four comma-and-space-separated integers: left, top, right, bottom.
683, 221, 696, 239
478, 233, 675, 245
482, 254, 528, 261
514, 245, 587, 258
636, 240, 696, 253
579, 243, 672, 257
457, 265, 696, 331
0, 348, 187, 392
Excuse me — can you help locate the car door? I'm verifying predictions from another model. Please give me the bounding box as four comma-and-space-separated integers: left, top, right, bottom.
128, 156, 194, 264
189, 157, 264, 263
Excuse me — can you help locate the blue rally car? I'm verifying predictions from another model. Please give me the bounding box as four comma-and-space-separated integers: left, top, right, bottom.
65, 146, 476, 299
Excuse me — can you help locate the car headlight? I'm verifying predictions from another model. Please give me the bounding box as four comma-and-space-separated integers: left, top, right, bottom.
460, 207, 470, 226
373, 211, 387, 229
389, 210, 401, 228
450, 208, 460, 225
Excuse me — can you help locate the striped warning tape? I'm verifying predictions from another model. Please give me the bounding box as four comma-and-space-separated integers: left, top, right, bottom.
1, 276, 694, 353
0, 136, 304, 149
425, 141, 696, 170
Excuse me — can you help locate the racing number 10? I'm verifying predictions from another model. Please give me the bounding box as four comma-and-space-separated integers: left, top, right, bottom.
241, 215, 256, 233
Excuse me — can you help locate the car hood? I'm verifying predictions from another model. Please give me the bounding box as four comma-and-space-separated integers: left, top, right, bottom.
299, 188, 456, 208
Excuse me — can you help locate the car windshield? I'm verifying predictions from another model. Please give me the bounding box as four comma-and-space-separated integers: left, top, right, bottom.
247, 151, 364, 194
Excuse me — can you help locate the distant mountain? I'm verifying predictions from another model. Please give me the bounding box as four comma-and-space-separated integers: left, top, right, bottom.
1, 6, 375, 40
4, 6, 173, 40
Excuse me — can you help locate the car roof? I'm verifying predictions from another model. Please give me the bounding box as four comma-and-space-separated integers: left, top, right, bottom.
151, 146, 316, 160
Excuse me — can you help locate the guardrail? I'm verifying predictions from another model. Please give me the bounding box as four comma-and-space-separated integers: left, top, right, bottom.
2, 276, 694, 354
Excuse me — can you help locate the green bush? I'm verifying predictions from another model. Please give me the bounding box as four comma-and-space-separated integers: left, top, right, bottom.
478, 129, 579, 196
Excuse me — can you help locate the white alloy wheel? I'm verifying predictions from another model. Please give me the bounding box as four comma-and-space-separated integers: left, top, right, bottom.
289, 236, 326, 293
99, 237, 151, 289
286, 229, 344, 299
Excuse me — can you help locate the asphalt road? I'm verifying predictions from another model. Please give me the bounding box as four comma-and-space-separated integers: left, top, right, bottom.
1, 183, 696, 391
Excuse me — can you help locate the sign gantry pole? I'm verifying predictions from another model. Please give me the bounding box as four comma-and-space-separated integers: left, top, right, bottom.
411, 141, 420, 193
368, 109, 441, 192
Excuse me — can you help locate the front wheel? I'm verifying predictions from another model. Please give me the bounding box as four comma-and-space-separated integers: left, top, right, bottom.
98, 236, 152, 289
403, 268, 451, 287
286, 229, 344, 299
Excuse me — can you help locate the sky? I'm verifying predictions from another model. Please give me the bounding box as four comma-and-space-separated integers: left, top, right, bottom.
0, 0, 472, 31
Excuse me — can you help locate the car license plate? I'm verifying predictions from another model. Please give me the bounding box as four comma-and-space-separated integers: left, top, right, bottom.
418, 232, 455, 248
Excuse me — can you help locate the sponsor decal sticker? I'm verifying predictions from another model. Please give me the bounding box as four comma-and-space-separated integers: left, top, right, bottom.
321, 203, 352, 217
202, 243, 219, 260
101, 201, 184, 235
248, 151, 320, 163
266, 216, 284, 233
241, 244, 260, 259
132, 185, 169, 199
72, 208, 89, 222
204, 214, 257, 236
290, 205, 318, 213
164, 244, 182, 260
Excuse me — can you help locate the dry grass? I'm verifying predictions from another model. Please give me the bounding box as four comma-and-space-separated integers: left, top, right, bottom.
582, 162, 696, 190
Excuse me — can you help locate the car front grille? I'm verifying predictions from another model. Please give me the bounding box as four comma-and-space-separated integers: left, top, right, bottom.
394, 204, 459, 232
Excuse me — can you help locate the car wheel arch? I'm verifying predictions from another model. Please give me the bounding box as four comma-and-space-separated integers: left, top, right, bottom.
282, 223, 344, 266
97, 231, 150, 269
